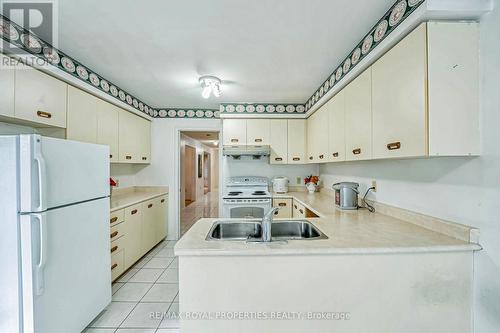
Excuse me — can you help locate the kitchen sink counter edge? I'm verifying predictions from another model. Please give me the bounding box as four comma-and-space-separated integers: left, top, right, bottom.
174, 215, 481, 257
110, 186, 168, 212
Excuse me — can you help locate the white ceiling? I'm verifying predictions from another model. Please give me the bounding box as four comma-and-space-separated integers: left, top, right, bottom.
58, 0, 395, 109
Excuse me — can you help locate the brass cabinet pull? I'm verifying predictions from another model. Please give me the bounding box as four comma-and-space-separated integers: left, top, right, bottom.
36, 111, 52, 119
110, 216, 118, 224
111, 263, 118, 270
275, 157, 283, 161
299, 209, 304, 214
292, 157, 300, 161
111, 245, 118, 253
387, 141, 401, 150
161, 199, 165, 203
294, 205, 298, 209
332, 152, 339, 157
254, 138, 263, 143
142, 157, 147, 160
110, 231, 118, 239
278, 202, 287, 207
109, 154, 113, 159
352, 148, 361, 155
319, 155, 324, 159
131, 209, 138, 215
148, 203, 153, 208
125, 155, 132, 160
230, 138, 238, 143
309, 156, 313, 160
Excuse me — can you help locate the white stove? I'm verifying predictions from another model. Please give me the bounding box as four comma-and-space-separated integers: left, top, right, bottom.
222, 176, 272, 218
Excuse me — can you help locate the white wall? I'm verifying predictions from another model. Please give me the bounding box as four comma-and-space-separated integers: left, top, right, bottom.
135, 118, 222, 240
319, 5, 500, 331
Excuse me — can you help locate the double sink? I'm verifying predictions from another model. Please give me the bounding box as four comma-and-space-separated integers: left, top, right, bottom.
206, 220, 328, 242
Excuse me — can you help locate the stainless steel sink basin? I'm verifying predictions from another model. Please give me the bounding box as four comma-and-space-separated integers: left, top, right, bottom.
206, 220, 328, 241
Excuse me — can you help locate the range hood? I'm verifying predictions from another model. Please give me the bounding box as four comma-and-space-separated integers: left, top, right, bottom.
223, 145, 270, 159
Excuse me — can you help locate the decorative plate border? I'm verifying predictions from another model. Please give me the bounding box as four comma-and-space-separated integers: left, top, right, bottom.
220, 103, 306, 114
156, 108, 220, 118
0, 14, 156, 117
304, 0, 425, 112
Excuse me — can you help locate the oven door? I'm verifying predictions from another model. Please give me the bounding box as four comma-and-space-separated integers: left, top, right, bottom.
223, 200, 271, 219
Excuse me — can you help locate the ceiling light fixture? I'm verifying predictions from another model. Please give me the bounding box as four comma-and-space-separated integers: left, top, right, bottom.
199, 75, 222, 99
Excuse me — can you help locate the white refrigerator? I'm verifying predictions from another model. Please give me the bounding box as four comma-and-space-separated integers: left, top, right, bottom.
0, 134, 111, 333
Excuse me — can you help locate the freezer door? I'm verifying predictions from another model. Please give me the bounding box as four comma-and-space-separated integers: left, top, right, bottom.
19, 135, 109, 213
19, 198, 111, 333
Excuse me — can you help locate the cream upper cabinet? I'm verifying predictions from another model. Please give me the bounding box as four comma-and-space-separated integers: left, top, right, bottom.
66, 86, 98, 143
287, 119, 307, 164
269, 119, 287, 164
372, 23, 427, 159
306, 111, 318, 163
0, 54, 15, 117
15, 67, 67, 128
223, 119, 246, 145
247, 119, 270, 145
327, 91, 346, 162
118, 110, 139, 163
315, 105, 329, 163
345, 69, 372, 161
96, 100, 119, 162
137, 117, 151, 163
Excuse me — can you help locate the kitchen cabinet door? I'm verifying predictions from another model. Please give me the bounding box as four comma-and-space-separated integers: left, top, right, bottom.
315, 106, 329, 163
118, 110, 139, 163
273, 198, 292, 218
66, 86, 98, 143
155, 195, 168, 243
97, 100, 119, 162
123, 204, 142, 267
137, 117, 151, 163
306, 112, 318, 163
0, 54, 15, 117
223, 119, 246, 145
15, 67, 67, 128
328, 91, 346, 162
372, 23, 427, 159
141, 199, 158, 253
269, 120, 287, 164
292, 200, 306, 218
287, 119, 307, 164
345, 69, 372, 161
247, 119, 270, 145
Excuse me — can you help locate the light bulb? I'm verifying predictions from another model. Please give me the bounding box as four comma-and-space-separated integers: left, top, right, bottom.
202, 86, 211, 99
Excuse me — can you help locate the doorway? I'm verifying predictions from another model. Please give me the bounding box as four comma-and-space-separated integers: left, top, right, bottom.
179, 131, 220, 236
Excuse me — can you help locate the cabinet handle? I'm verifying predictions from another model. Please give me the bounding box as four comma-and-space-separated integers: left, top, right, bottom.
142, 157, 147, 161
294, 205, 298, 209
125, 155, 132, 160
319, 154, 324, 159
299, 209, 304, 214
161, 199, 165, 203
36, 111, 52, 119
254, 138, 263, 143
332, 152, 339, 158
352, 148, 361, 155
309, 156, 313, 160
292, 157, 300, 161
110, 216, 118, 224
110, 231, 118, 239
278, 202, 287, 207
387, 141, 401, 150
275, 157, 283, 161
230, 138, 239, 143
148, 203, 153, 208
131, 209, 138, 215
111, 263, 118, 270
109, 154, 113, 159
111, 245, 118, 253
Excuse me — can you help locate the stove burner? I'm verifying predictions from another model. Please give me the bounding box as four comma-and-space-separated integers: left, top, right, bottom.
252, 191, 267, 196
227, 191, 243, 196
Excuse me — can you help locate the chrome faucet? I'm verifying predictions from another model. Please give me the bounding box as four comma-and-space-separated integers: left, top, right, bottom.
261, 207, 279, 242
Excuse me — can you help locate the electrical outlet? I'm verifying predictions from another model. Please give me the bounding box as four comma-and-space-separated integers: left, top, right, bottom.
296, 177, 301, 185
371, 180, 377, 192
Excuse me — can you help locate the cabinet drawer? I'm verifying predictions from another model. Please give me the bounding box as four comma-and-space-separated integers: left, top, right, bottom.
273, 198, 292, 218
111, 249, 124, 281
110, 221, 126, 242
110, 209, 124, 227
110, 236, 125, 255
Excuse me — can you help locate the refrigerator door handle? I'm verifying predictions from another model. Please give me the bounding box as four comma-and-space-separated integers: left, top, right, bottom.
33, 213, 47, 296
33, 151, 47, 212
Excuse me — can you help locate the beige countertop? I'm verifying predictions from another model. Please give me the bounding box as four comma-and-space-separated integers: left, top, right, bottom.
110, 186, 168, 212
175, 190, 480, 256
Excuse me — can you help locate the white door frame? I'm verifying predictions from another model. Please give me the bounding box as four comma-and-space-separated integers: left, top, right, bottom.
173, 126, 222, 239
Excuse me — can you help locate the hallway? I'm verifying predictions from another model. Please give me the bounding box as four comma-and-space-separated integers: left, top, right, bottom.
180, 190, 219, 236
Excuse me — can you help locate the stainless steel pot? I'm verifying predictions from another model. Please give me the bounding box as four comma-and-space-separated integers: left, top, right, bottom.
332, 182, 359, 210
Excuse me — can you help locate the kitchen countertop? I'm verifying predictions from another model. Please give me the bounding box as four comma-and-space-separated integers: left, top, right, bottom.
110, 186, 168, 212
175, 190, 481, 256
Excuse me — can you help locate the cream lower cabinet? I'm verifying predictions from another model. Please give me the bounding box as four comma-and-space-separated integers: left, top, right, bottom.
15, 66, 67, 128
270, 120, 287, 164
287, 119, 307, 164
66, 86, 98, 143
97, 100, 119, 162
292, 200, 306, 218
345, 69, 372, 161
0, 54, 15, 117
273, 198, 292, 218
141, 199, 158, 253
123, 204, 143, 268
223, 119, 247, 145
155, 195, 168, 244
328, 91, 346, 162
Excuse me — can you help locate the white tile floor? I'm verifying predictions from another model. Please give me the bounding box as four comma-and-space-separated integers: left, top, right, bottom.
84, 240, 180, 333
181, 190, 219, 235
